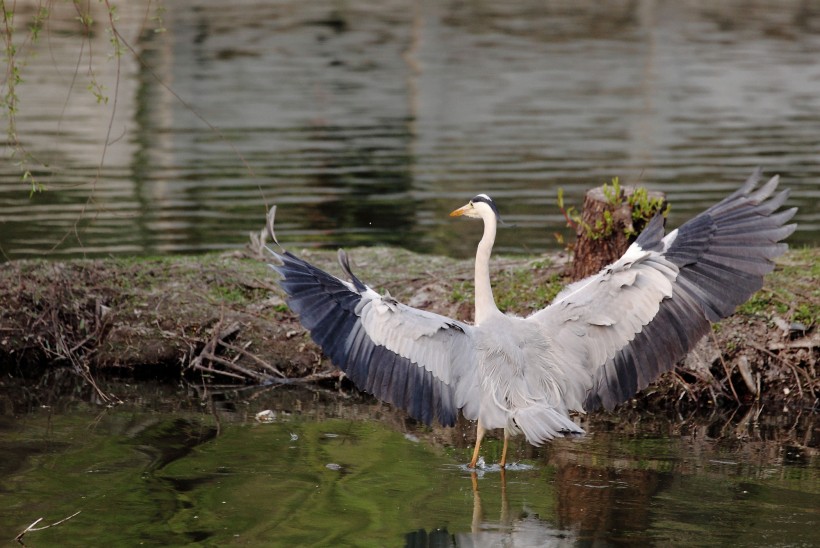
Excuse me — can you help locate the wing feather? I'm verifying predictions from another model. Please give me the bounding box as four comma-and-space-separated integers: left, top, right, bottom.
527, 170, 795, 413
583, 170, 796, 410
527, 243, 679, 404
270, 249, 477, 427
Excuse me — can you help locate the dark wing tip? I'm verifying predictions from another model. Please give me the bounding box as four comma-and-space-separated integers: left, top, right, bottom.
634, 212, 667, 251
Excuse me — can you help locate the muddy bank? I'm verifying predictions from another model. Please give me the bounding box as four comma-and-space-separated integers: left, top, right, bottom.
0, 246, 817, 415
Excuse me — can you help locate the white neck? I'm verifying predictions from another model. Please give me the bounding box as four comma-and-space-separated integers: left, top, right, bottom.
474, 213, 499, 324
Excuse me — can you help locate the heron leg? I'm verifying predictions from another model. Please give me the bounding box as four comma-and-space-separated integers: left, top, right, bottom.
468, 422, 486, 468
500, 430, 510, 468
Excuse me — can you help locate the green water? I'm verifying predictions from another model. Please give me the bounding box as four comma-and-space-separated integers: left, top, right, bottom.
1, 381, 817, 546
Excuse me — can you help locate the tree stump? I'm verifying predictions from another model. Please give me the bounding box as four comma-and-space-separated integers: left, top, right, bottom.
570, 185, 666, 281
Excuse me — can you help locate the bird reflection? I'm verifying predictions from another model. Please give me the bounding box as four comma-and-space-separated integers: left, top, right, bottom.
459, 469, 575, 547
405, 469, 576, 548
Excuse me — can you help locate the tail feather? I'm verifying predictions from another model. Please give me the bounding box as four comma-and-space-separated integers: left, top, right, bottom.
513, 406, 584, 446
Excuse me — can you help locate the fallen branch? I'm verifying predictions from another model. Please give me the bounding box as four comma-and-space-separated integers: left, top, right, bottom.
768, 337, 820, 351
188, 318, 241, 372
199, 352, 269, 382
220, 341, 287, 379
672, 371, 696, 404
190, 363, 246, 381
15, 511, 81, 544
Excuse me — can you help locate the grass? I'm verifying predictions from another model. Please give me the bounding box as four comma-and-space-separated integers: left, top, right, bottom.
494, 269, 565, 314
452, 266, 567, 315
735, 246, 819, 327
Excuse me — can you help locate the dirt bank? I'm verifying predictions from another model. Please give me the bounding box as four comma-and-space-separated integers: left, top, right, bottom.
0, 245, 817, 414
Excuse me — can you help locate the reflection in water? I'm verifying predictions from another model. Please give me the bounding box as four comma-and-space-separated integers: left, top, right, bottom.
406, 469, 578, 547
1, 1, 818, 260
554, 457, 665, 543
460, 470, 576, 547
0, 377, 816, 545
128, 418, 218, 473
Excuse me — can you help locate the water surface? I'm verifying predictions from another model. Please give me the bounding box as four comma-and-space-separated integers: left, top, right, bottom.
1, 379, 816, 546
0, 0, 818, 260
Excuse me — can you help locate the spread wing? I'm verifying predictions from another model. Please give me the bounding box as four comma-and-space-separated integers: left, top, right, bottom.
269, 246, 479, 426
528, 169, 796, 411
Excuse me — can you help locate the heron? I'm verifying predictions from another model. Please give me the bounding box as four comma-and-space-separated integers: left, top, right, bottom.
268, 169, 796, 468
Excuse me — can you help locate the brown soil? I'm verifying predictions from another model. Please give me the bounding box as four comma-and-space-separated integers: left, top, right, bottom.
0, 245, 817, 416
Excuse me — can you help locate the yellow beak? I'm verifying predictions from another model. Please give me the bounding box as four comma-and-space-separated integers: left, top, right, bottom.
450, 204, 471, 217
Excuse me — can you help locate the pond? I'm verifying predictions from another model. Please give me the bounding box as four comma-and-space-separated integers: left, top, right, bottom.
1, 377, 817, 546
0, 0, 818, 261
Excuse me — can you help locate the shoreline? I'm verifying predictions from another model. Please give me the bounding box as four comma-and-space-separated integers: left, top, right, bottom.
0, 246, 817, 417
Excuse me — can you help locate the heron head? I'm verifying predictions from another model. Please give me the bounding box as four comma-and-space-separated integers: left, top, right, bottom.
450, 194, 500, 221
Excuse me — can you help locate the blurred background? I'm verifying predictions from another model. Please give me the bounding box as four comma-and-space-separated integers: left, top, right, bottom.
1, 0, 818, 260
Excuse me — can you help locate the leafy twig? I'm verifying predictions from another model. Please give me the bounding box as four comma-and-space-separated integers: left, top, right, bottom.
556, 177, 667, 243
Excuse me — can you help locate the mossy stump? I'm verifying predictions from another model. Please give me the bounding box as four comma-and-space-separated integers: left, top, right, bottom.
570, 185, 666, 281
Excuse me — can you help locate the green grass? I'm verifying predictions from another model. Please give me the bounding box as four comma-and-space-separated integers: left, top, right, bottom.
450, 268, 566, 314
735, 247, 819, 326
494, 269, 565, 313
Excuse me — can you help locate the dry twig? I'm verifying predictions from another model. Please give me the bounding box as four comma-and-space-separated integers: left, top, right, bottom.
712, 331, 740, 404
15, 511, 81, 544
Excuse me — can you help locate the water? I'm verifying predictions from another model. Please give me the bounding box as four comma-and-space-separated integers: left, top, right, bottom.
0, 0, 818, 260
1, 378, 817, 546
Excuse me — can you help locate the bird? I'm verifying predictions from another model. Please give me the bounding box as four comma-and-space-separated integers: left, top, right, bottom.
268, 169, 796, 468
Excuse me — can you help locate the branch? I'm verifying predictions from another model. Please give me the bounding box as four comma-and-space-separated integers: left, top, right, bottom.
15, 511, 81, 544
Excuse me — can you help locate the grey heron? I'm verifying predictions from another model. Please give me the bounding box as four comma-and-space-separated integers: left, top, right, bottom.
269, 169, 795, 468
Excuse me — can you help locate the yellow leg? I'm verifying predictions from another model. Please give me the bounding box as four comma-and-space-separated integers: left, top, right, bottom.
468, 422, 486, 468
500, 430, 509, 468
